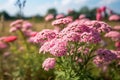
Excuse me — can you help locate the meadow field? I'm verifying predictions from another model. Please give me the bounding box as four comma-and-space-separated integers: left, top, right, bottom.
0, 18, 120, 80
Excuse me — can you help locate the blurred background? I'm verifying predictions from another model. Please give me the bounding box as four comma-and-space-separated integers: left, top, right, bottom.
0, 0, 120, 20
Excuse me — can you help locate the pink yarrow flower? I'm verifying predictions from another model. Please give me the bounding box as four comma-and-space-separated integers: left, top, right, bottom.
100, 6, 106, 12
42, 58, 56, 71
104, 31, 120, 41
89, 21, 112, 33
97, 49, 117, 62
34, 29, 56, 44
45, 14, 54, 21
96, 12, 102, 21
79, 14, 86, 19
49, 39, 67, 57
52, 17, 73, 26
113, 25, 120, 30
62, 32, 81, 42
0, 41, 7, 49
109, 14, 120, 21
80, 29, 101, 43
94, 49, 117, 67
10, 20, 32, 32
39, 39, 56, 53
22, 21, 32, 30
111, 50, 120, 59
56, 14, 64, 19
10, 19, 23, 27
3, 36, 17, 43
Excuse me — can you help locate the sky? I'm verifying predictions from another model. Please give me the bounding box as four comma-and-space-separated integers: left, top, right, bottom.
0, 0, 120, 17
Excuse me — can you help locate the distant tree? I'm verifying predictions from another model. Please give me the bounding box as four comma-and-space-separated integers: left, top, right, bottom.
67, 10, 79, 20
46, 8, 57, 16
89, 8, 97, 20
79, 6, 91, 18
79, 6, 90, 14
0, 11, 11, 20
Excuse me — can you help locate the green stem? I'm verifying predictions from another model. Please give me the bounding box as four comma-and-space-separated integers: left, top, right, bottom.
18, 29, 30, 52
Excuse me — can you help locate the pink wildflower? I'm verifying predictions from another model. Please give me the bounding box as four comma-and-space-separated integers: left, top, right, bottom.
42, 58, 56, 71
59, 24, 91, 38
49, 39, 67, 57
34, 29, 56, 44
52, 17, 73, 26
115, 41, 120, 50
10, 19, 23, 27
111, 50, 120, 59
22, 21, 32, 30
24, 30, 37, 37
94, 49, 117, 67
9, 27, 17, 32
113, 25, 120, 30
97, 49, 117, 61
79, 14, 86, 19
100, 6, 106, 12
0, 41, 7, 49
54, 26, 61, 33
80, 29, 101, 43
104, 31, 120, 41
109, 14, 120, 21
56, 14, 64, 19
96, 12, 102, 21
10, 20, 32, 32
39, 39, 56, 53
45, 14, 54, 21
90, 21, 112, 33
27, 37, 35, 43
62, 32, 81, 42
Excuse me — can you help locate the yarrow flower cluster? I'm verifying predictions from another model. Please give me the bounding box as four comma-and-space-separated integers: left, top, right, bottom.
9, 19, 32, 32
49, 39, 67, 57
52, 17, 73, 26
42, 58, 56, 71
34, 29, 57, 44
94, 49, 117, 67
35, 15, 116, 78
45, 14, 54, 21
40, 38, 67, 57
109, 14, 120, 21
80, 30, 101, 43
79, 14, 86, 19
104, 31, 120, 41
113, 25, 120, 30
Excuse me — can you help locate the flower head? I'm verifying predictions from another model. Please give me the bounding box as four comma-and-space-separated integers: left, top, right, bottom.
94, 49, 117, 67
45, 14, 54, 21
96, 13, 102, 21
49, 39, 67, 57
3, 36, 17, 43
104, 31, 120, 41
52, 17, 73, 26
109, 15, 120, 21
0, 41, 7, 49
42, 58, 56, 71
80, 29, 101, 43
34, 29, 56, 44
79, 14, 86, 19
